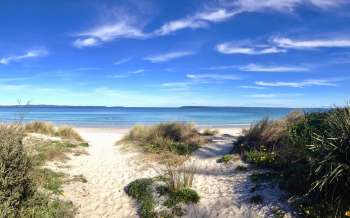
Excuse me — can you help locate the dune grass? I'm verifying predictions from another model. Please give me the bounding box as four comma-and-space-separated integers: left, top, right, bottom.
120, 122, 204, 156
25, 121, 55, 135
55, 126, 83, 142
235, 107, 350, 217
25, 121, 84, 142
201, 128, 219, 136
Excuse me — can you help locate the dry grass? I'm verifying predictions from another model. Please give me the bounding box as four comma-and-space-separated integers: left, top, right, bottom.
164, 162, 197, 192
55, 126, 83, 142
24, 121, 84, 142
25, 121, 55, 135
202, 128, 219, 136
121, 122, 204, 155
236, 111, 304, 151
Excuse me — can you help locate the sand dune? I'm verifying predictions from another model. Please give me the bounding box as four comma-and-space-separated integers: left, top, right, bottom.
52, 127, 291, 218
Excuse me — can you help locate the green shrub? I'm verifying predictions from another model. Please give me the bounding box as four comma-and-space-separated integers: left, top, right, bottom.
126, 178, 156, 218
0, 124, 34, 215
121, 122, 203, 155
244, 149, 277, 167
216, 154, 233, 164
165, 188, 200, 207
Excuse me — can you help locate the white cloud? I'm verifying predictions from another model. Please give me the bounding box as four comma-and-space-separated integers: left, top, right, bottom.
233, 0, 346, 12
114, 57, 132, 65
273, 37, 350, 49
240, 85, 269, 90
154, 9, 237, 36
216, 43, 286, 55
73, 38, 98, 48
127, 69, 144, 74
186, 74, 240, 81
145, 51, 195, 63
239, 63, 308, 72
0, 49, 48, 65
74, 21, 146, 48
255, 79, 338, 88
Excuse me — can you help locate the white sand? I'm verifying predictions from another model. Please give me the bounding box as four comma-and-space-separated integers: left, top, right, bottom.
53, 127, 291, 218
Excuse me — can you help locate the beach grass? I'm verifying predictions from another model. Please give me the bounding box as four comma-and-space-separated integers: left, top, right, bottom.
120, 122, 204, 156
25, 121, 84, 142
235, 106, 350, 217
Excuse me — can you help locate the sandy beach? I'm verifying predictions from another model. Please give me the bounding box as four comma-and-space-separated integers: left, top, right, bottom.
50, 127, 291, 218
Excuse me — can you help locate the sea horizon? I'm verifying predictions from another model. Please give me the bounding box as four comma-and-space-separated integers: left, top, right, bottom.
0, 105, 328, 128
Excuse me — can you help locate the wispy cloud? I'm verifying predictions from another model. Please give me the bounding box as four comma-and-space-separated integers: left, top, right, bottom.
0, 49, 48, 65
162, 73, 240, 91
71, 1, 347, 47
239, 85, 269, 90
255, 79, 339, 88
239, 63, 308, 72
114, 57, 132, 65
127, 69, 144, 74
186, 74, 240, 81
73, 21, 146, 48
273, 37, 350, 49
216, 43, 286, 55
154, 9, 237, 35
145, 51, 195, 63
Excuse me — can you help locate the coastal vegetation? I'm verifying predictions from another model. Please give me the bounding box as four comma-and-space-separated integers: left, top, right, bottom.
25, 121, 83, 142
234, 106, 350, 217
120, 122, 205, 157
126, 163, 199, 218
122, 123, 203, 217
0, 122, 87, 217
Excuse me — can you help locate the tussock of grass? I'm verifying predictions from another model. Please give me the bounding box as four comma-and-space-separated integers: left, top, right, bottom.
25, 121, 55, 135
121, 122, 204, 156
201, 128, 219, 136
55, 126, 83, 142
164, 163, 196, 192
24, 121, 84, 142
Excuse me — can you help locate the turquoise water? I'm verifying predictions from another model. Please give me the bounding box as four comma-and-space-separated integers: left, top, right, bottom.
0, 106, 326, 128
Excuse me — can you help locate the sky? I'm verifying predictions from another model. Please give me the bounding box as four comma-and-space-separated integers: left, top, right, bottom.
1, 0, 350, 107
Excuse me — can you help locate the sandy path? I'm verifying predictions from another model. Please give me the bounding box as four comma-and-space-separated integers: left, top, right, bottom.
184, 129, 292, 218
56, 127, 291, 218
59, 128, 157, 218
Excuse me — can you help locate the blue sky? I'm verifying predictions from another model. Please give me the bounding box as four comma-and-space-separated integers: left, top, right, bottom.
1, 0, 350, 107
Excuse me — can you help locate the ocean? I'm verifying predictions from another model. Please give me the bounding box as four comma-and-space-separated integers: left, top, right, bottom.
0, 106, 326, 128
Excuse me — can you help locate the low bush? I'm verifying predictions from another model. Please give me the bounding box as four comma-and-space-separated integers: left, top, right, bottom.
121, 122, 203, 155
244, 149, 277, 167
0, 124, 34, 216
216, 154, 233, 164
235, 165, 248, 172
0, 123, 74, 217
165, 188, 200, 207
125, 178, 156, 218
